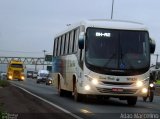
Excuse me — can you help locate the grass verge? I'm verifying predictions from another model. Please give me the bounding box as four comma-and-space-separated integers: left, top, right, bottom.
0, 80, 10, 87
0, 103, 5, 117
0, 103, 4, 113
156, 80, 160, 85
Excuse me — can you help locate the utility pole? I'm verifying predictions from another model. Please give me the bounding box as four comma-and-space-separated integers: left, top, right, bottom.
43, 50, 47, 69
156, 54, 159, 69
35, 60, 37, 71
152, 54, 159, 69
111, 0, 114, 19
156, 54, 159, 63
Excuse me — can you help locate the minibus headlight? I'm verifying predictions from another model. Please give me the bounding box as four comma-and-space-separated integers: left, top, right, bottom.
91, 79, 98, 85
84, 85, 90, 91
142, 88, 148, 94
85, 75, 99, 85
136, 80, 143, 87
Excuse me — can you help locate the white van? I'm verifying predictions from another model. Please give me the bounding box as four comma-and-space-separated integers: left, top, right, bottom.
36, 70, 49, 83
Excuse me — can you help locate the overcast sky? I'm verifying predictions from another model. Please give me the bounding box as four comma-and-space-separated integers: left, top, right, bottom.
0, 0, 159, 63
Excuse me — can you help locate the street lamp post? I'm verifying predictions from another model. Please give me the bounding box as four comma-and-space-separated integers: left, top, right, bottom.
111, 0, 114, 19
43, 50, 47, 69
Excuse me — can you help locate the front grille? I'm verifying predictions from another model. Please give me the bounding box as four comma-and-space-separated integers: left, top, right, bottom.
96, 87, 137, 94
14, 71, 20, 76
101, 81, 133, 85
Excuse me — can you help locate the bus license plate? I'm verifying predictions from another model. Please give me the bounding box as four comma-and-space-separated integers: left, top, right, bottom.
112, 88, 123, 92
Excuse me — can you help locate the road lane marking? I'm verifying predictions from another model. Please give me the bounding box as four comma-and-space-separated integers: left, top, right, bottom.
11, 81, 58, 94
11, 83, 83, 119
80, 109, 92, 114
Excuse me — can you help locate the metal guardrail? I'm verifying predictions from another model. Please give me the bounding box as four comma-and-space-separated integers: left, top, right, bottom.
155, 84, 160, 87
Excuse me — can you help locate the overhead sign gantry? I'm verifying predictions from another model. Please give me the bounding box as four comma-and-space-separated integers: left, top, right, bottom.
0, 56, 52, 65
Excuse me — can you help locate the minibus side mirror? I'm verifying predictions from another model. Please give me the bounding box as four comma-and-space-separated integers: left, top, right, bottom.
78, 32, 85, 49
150, 38, 155, 54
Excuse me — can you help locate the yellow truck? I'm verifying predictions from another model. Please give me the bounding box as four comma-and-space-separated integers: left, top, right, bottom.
7, 60, 25, 81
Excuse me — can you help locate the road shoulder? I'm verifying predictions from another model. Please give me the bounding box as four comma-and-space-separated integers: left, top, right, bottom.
0, 85, 76, 119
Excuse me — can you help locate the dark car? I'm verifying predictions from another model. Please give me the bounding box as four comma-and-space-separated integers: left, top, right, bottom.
45, 77, 53, 85
36, 73, 49, 83
27, 71, 33, 78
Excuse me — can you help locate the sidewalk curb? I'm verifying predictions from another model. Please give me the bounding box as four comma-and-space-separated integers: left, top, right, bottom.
155, 87, 160, 96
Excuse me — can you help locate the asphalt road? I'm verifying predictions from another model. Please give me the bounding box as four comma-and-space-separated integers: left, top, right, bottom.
10, 78, 160, 119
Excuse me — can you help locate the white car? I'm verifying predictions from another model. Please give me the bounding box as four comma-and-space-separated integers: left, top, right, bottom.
0, 73, 7, 80
32, 71, 38, 79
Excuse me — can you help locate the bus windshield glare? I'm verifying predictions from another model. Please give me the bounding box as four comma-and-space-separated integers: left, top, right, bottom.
85, 28, 150, 75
